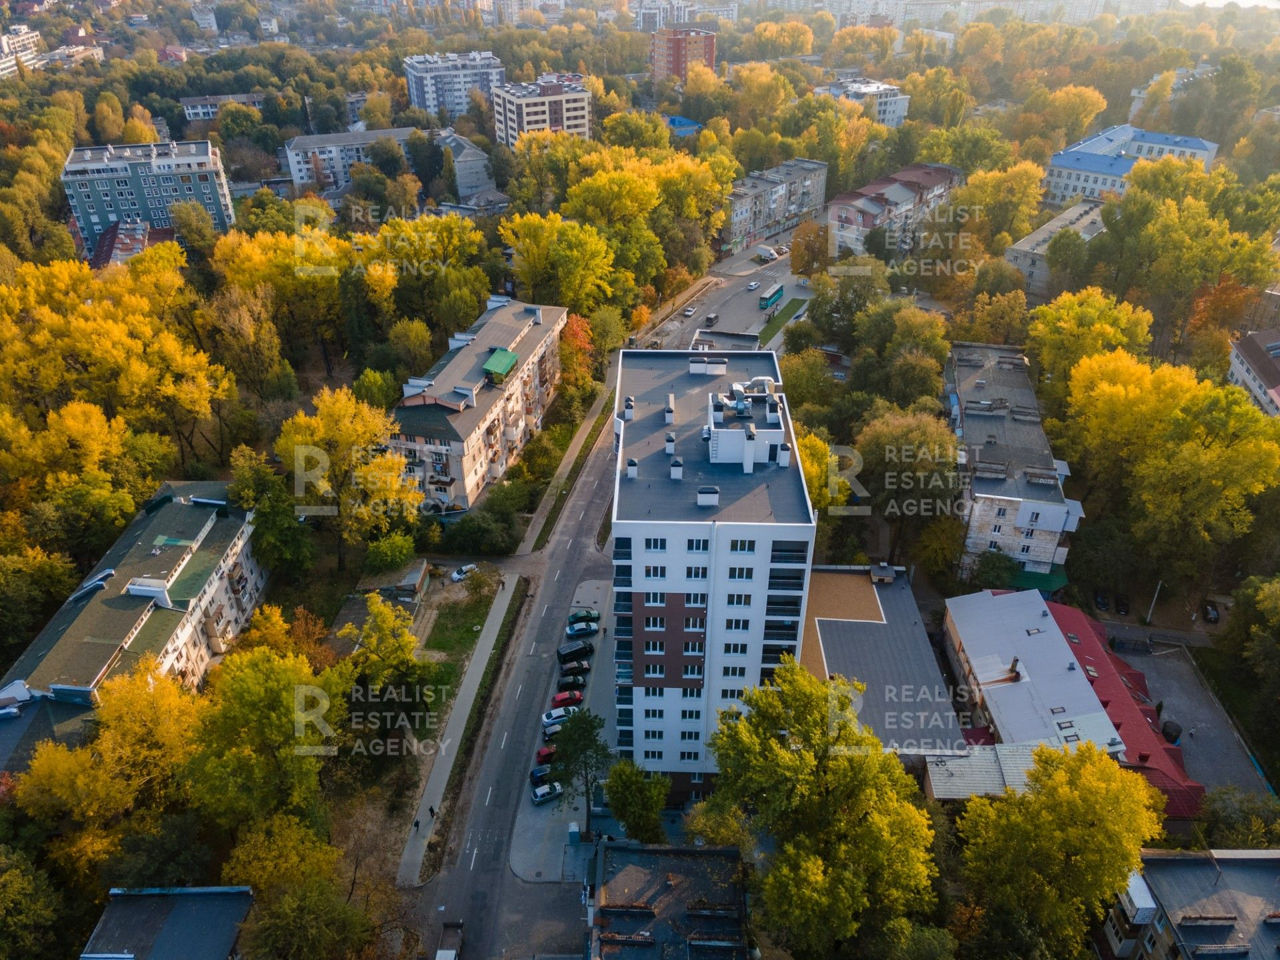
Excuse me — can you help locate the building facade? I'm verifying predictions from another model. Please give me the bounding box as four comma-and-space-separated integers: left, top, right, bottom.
180, 91, 269, 122
0, 481, 267, 707
390, 300, 568, 512
1044, 125, 1218, 206
1227, 328, 1280, 417
1003, 200, 1105, 304
650, 27, 716, 83
62, 140, 234, 258
828, 162, 964, 256
283, 127, 416, 190
818, 76, 910, 127
0, 25, 42, 79
491, 74, 592, 148
720, 158, 827, 256
610, 352, 816, 793
947, 344, 1083, 585
403, 51, 505, 119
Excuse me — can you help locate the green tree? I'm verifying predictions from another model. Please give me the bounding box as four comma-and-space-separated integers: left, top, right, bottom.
603, 759, 669, 843
1223, 574, 1280, 706
352, 368, 401, 410
601, 111, 670, 149
500, 212, 615, 314
969, 549, 1020, 589
364, 531, 415, 574
0, 845, 60, 959
227, 446, 316, 576
957, 744, 1164, 960
365, 136, 408, 178
339, 592, 430, 691
548, 709, 613, 839
1044, 227, 1090, 296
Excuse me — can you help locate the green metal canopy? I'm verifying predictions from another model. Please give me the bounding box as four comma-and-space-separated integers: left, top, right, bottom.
1011, 563, 1069, 595
483, 348, 519, 380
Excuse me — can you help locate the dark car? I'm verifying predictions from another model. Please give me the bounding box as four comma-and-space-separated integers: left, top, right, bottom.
557, 639, 595, 663
704, 313, 720, 327
558, 674, 587, 692
1093, 589, 1110, 613
567, 608, 601, 625
1203, 600, 1220, 624
529, 764, 552, 787
1114, 594, 1131, 617
560, 660, 591, 677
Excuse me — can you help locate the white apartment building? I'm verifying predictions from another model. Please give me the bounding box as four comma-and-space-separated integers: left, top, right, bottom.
0, 25, 42, 80
492, 74, 592, 148
180, 92, 269, 122
0, 481, 267, 706
610, 352, 816, 796
721, 158, 827, 256
818, 76, 910, 128
1227, 328, 1280, 418
390, 300, 568, 511
1003, 200, 1105, 304
283, 126, 416, 190
948, 344, 1082, 589
192, 6, 219, 31
1044, 124, 1218, 207
61, 140, 235, 258
403, 51, 505, 119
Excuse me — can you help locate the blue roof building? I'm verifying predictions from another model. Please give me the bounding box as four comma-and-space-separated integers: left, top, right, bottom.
662, 114, 703, 139
1044, 123, 1218, 206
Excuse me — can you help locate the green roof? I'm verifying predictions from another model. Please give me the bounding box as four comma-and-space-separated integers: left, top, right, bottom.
482, 348, 518, 378
1012, 563, 1069, 594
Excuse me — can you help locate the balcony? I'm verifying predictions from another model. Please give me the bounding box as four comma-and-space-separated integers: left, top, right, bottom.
617, 708, 633, 728
615, 663, 633, 685
615, 640, 633, 662
613, 576, 633, 589
616, 687, 633, 705
766, 604, 803, 618
767, 577, 805, 592
613, 599, 633, 615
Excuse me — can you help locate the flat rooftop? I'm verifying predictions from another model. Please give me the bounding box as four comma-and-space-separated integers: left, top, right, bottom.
81, 887, 252, 960
613, 351, 811, 526
64, 140, 217, 168
285, 126, 416, 150
807, 569, 963, 752
1008, 200, 1105, 256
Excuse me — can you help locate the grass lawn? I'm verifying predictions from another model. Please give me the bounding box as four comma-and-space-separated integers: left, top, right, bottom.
1190, 645, 1280, 787
758, 298, 806, 347
425, 580, 498, 662
532, 390, 615, 551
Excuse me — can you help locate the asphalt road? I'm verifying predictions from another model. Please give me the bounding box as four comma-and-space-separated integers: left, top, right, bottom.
415, 413, 616, 959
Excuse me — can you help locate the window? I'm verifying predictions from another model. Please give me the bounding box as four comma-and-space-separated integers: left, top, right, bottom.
644, 537, 667, 551
683, 664, 703, 678
992, 524, 1002, 534
724, 642, 748, 655
1020, 545, 1031, 555
683, 618, 705, 632
643, 686, 663, 698
723, 665, 746, 678
683, 640, 704, 654
988, 540, 999, 550
644, 639, 665, 653
1143, 932, 1156, 953
1023, 528, 1034, 538
681, 709, 701, 721
680, 750, 700, 762
686, 566, 708, 579
995, 507, 1007, 518
725, 618, 749, 632
643, 591, 665, 606
643, 729, 664, 740
681, 687, 703, 699
726, 593, 751, 606
644, 565, 666, 580
643, 617, 665, 632
721, 688, 744, 699
729, 539, 756, 553
643, 749, 663, 761
681, 730, 701, 741
728, 567, 753, 580
644, 708, 664, 720
687, 538, 709, 552
644, 664, 666, 678
1029, 511, 1041, 523
685, 593, 707, 607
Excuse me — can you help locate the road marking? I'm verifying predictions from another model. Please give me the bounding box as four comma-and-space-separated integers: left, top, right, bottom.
501, 730, 508, 749
528, 640, 535, 655
579, 510, 585, 520
470, 848, 478, 871
486, 786, 493, 806
516, 684, 522, 700
543, 603, 549, 616
555, 569, 561, 581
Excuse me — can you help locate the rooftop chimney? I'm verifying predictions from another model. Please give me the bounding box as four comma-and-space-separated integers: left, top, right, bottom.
697, 485, 719, 507
743, 424, 756, 475
670, 457, 683, 481
623, 396, 635, 421
665, 393, 675, 425
626, 458, 638, 479
665, 433, 676, 455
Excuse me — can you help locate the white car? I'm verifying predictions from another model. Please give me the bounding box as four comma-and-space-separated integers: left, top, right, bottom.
531, 782, 564, 806
682, 306, 696, 317
746, 281, 761, 291
542, 706, 580, 728
451, 563, 478, 582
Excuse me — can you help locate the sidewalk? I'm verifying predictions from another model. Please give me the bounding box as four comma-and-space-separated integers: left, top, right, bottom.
396, 574, 519, 887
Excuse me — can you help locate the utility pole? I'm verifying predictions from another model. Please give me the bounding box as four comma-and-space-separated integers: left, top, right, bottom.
1146, 579, 1163, 625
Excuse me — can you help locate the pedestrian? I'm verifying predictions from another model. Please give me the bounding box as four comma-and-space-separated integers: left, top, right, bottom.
413, 819, 420, 832
429, 806, 436, 818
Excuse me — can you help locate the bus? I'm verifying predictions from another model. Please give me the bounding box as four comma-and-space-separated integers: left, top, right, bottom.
758, 283, 784, 310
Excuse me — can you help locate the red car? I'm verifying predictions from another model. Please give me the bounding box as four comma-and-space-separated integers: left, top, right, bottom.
536, 744, 557, 765
550, 690, 583, 709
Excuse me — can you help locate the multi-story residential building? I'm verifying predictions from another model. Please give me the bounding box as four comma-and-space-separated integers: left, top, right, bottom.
720, 158, 827, 256
390, 300, 568, 511
632, 0, 693, 32
283, 126, 416, 190
62, 140, 234, 258
0, 25, 42, 79
1100, 851, 1280, 960
179, 91, 269, 122
609, 351, 816, 793
1129, 63, 1214, 122
695, 1, 737, 21
1227, 328, 1280, 418
192, 6, 219, 31
491, 74, 592, 148
1044, 124, 1218, 206
437, 128, 497, 200
817, 75, 910, 127
403, 51, 505, 119
947, 343, 1083, 585
828, 162, 964, 256
1003, 200, 1105, 304
0, 481, 267, 708
650, 27, 715, 83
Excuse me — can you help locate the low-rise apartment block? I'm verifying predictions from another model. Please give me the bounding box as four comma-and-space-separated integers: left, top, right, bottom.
720, 158, 827, 256
437, 128, 497, 199
650, 27, 716, 83
491, 74, 592, 148
610, 351, 816, 792
1129, 63, 1214, 122
0, 25, 42, 78
283, 126, 416, 190
180, 91, 269, 122
390, 300, 568, 512
947, 343, 1082, 585
1044, 124, 1217, 206
62, 140, 234, 258
1003, 200, 1105, 303
829, 162, 964, 256
0, 481, 267, 708
1227, 328, 1280, 417
403, 51, 505, 119
817, 75, 910, 127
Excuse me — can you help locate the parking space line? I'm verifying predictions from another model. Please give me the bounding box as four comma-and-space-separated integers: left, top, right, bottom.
543, 603, 549, 616
555, 569, 561, 581
528, 640, 535, 655
470, 848, 478, 871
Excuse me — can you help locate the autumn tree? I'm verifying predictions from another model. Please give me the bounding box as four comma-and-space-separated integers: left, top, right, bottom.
339, 592, 432, 693
604, 760, 669, 843
500, 212, 615, 314
950, 161, 1045, 251
227, 446, 316, 576
0, 845, 60, 958
236, 604, 335, 673
559, 313, 596, 391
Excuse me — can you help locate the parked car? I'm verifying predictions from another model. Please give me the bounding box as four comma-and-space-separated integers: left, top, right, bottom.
558, 675, 587, 692
542, 706, 579, 728
529, 764, 552, 787
451, 563, 478, 583
1093, 589, 1110, 613
536, 744, 557, 764
531, 782, 564, 806
557, 639, 595, 663
682, 306, 696, 317
1203, 600, 1220, 624
777, 244, 789, 254
704, 313, 719, 327
567, 608, 601, 625
542, 724, 562, 743
746, 280, 761, 291
551, 690, 583, 709
560, 660, 591, 677
565, 621, 599, 639
1115, 594, 1131, 616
